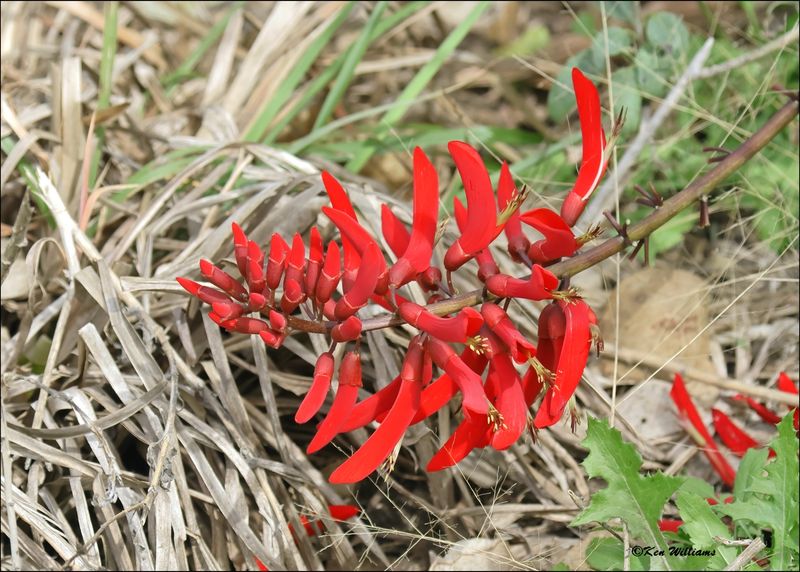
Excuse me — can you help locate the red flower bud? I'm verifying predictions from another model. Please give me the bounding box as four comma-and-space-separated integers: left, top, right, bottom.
323, 207, 388, 294
267, 233, 290, 290
333, 243, 383, 320
295, 352, 335, 423
281, 279, 304, 314
231, 222, 250, 279
247, 240, 266, 293
321, 171, 361, 277
248, 292, 268, 312
220, 317, 271, 335
211, 300, 244, 320
304, 227, 324, 296
177, 277, 231, 305
269, 309, 287, 332
284, 233, 306, 293
199, 259, 248, 301
315, 241, 341, 305
259, 329, 285, 349
497, 163, 530, 262
331, 315, 362, 342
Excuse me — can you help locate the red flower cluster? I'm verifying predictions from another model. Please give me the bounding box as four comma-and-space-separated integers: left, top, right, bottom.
178, 69, 610, 483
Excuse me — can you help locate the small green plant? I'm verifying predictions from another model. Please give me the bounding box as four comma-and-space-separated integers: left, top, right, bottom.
572, 415, 799, 571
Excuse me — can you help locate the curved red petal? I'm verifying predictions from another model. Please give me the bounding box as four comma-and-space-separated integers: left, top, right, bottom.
447, 141, 496, 254
321, 171, 360, 271
295, 352, 335, 424
381, 205, 410, 257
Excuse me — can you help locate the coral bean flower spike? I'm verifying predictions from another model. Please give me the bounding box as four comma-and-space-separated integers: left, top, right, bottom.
175, 68, 614, 484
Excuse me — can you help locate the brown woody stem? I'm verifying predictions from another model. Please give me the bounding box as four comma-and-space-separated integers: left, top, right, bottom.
287, 99, 799, 336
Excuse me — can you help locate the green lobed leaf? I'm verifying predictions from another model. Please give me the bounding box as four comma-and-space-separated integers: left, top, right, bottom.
716, 415, 799, 570
610, 66, 642, 134
645, 13, 689, 56
675, 492, 736, 566
572, 417, 684, 568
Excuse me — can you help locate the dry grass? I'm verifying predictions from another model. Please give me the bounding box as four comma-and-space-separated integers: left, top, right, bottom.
1, 2, 798, 571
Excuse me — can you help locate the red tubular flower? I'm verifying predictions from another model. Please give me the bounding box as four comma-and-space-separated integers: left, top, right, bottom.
453, 197, 498, 282
321, 171, 360, 286
331, 315, 363, 342
398, 302, 483, 343
444, 141, 498, 271
334, 243, 383, 320
485, 264, 558, 301
711, 408, 774, 458
307, 351, 362, 453
199, 259, 248, 301
776, 372, 799, 430
670, 373, 736, 487
388, 148, 439, 287
560, 68, 608, 227
329, 338, 424, 483
296, 352, 335, 424
381, 205, 410, 257
497, 162, 530, 262
304, 227, 324, 297
176, 277, 232, 306
339, 350, 486, 433
519, 208, 579, 264
658, 519, 683, 534
322, 206, 389, 294
777, 371, 798, 395
534, 298, 591, 428
266, 233, 290, 291
481, 303, 537, 363
315, 241, 341, 305
425, 337, 488, 416
732, 394, 782, 424
427, 412, 491, 471
486, 350, 528, 450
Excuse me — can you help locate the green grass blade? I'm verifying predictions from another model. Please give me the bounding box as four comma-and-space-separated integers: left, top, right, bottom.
1, 137, 55, 228
263, 1, 429, 144
162, 2, 246, 91
243, 2, 357, 143
312, 1, 388, 130
88, 1, 118, 188
344, 1, 490, 172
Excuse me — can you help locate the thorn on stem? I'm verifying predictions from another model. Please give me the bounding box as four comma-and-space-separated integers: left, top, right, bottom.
603, 211, 633, 247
